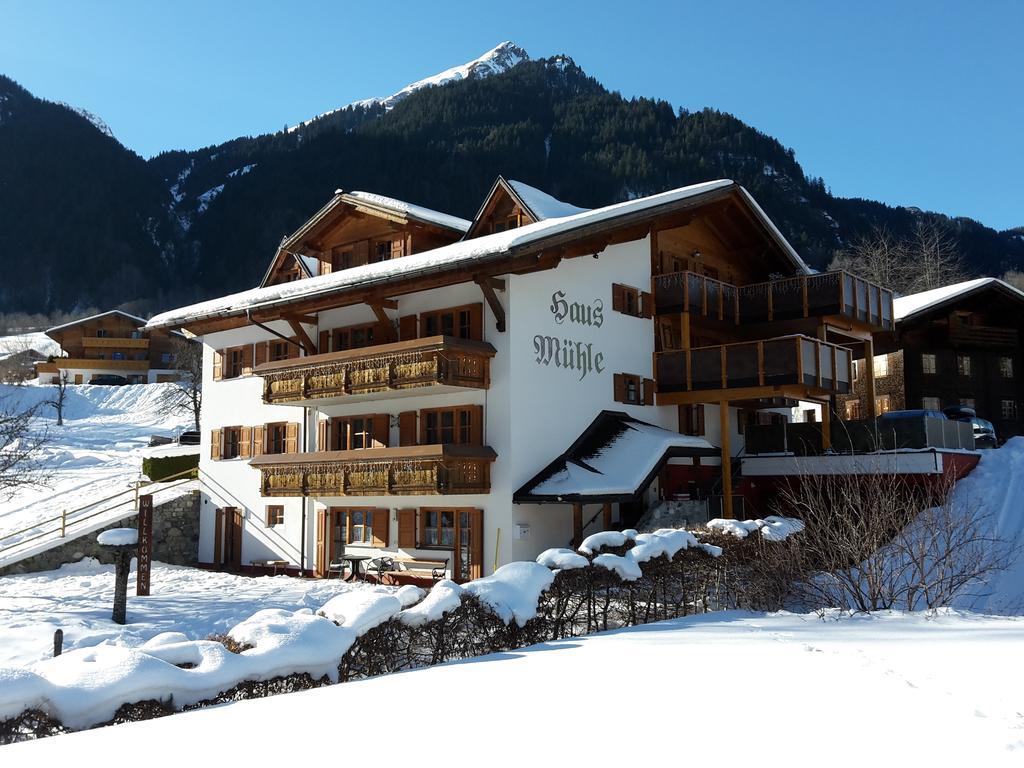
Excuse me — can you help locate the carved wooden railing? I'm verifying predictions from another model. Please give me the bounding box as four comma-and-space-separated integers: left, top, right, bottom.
654, 270, 894, 331
255, 335, 495, 404
251, 444, 496, 497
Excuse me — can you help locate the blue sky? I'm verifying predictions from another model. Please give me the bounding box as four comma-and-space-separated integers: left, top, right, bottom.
2, 1, 1021, 230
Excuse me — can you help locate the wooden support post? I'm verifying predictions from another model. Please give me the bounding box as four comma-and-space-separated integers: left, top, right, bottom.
572, 503, 584, 549
602, 503, 612, 530
680, 311, 691, 351
864, 338, 877, 420
475, 275, 506, 332
821, 399, 832, 451
720, 401, 734, 520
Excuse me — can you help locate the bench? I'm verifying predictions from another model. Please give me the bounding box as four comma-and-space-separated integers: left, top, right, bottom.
250, 559, 290, 576
378, 556, 449, 584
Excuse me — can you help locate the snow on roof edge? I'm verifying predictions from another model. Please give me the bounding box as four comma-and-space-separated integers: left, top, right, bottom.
893, 277, 1024, 321
46, 310, 149, 336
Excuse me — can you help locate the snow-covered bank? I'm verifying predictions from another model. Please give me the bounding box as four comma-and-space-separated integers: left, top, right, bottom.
0, 383, 192, 565
7, 610, 1023, 764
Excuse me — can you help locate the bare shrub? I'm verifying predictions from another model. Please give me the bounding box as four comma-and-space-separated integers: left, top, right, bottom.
206, 633, 254, 654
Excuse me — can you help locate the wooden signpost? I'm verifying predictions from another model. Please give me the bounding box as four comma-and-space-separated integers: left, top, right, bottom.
136, 494, 153, 596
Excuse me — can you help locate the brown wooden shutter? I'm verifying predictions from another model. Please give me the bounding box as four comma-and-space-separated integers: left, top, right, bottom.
613, 373, 626, 403
242, 344, 254, 375
210, 429, 222, 460
397, 509, 417, 549
419, 508, 428, 547
213, 508, 224, 567
371, 509, 390, 547
372, 414, 390, 448
213, 350, 223, 381
469, 405, 484, 445
612, 284, 625, 312
641, 291, 653, 319
321, 258, 332, 275
642, 378, 656, 406
695, 405, 705, 435
251, 425, 265, 457
239, 426, 252, 458
264, 506, 272, 527
319, 330, 330, 354
454, 509, 484, 582
288, 337, 301, 359
469, 303, 483, 340
399, 315, 418, 341
285, 422, 299, 453
391, 238, 405, 259
317, 418, 329, 451
315, 508, 327, 576
399, 411, 417, 447
255, 342, 268, 367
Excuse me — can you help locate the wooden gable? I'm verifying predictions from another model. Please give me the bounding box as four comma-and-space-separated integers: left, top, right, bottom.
464, 177, 538, 240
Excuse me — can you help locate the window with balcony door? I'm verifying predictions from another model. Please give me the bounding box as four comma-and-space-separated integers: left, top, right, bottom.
268, 340, 291, 362
420, 304, 482, 340
421, 406, 481, 445
328, 414, 387, 451
222, 426, 242, 459
265, 422, 288, 454
921, 353, 937, 375
422, 509, 455, 547
333, 323, 378, 352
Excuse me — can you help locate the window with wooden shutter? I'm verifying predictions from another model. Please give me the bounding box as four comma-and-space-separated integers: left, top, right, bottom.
613, 373, 642, 404
642, 378, 656, 406
612, 284, 625, 312
372, 415, 390, 448
317, 418, 328, 451
284, 422, 299, 453
420, 303, 483, 341
612, 284, 643, 317
251, 425, 265, 457
221, 426, 243, 459
399, 411, 417, 446
641, 291, 653, 319
371, 509, 390, 547
399, 315, 418, 341
421, 405, 484, 445
397, 509, 417, 548
679, 405, 705, 436
265, 505, 284, 527
239, 426, 252, 458
254, 342, 268, 367
210, 428, 222, 460
241, 344, 254, 376
213, 351, 223, 380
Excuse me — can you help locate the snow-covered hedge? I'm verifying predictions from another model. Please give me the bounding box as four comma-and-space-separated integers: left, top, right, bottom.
0, 518, 802, 742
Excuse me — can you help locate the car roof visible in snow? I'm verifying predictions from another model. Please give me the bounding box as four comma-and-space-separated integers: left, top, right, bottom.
505, 179, 589, 220
148, 180, 808, 331
514, 411, 718, 503
894, 278, 1024, 322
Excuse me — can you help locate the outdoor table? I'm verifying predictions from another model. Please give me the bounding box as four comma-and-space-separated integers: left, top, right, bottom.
337, 554, 372, 582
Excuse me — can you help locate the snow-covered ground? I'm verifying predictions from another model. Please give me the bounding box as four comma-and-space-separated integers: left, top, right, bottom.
0, 560, 372, 668
0, 383, 193, 566
6, 609, 1023, 764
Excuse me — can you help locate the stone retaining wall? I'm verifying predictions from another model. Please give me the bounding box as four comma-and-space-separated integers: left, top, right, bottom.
0, 491, 200, 576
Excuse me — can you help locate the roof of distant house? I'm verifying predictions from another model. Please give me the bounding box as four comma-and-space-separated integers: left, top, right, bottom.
46, 309, 149, 336
894, 278, 1024, 322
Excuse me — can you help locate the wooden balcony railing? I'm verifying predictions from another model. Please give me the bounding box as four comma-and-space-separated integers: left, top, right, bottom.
654, 270, 894, 331
255, 335, 496, 405
655, 334, 853, 396
250, 444, 497, 497
46, 358, 150, 371
81, 337, 149, 349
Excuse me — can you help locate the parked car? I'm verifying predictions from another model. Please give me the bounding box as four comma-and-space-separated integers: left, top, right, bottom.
178, 430, 201, 445
943, 406, 998, 448
89, 374, 129, 386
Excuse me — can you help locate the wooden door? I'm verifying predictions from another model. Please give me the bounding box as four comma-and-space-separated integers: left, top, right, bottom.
453, 509, 483, 582
214, 507, 243, 570
315, 508, 328, 576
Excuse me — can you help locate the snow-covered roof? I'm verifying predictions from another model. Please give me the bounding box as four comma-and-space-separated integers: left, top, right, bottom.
47, 309, 148, 336
345, 190, 471, 232
514, 411, 718, 503
506, 179, 589, 220
149, 180, 807, 331
894, 278, 1024, 322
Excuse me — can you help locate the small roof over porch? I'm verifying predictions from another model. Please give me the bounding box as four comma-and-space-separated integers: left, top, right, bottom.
513, 410, 718, 504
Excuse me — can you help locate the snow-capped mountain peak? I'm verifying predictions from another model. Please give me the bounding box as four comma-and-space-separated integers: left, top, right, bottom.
289, 41, 528, 133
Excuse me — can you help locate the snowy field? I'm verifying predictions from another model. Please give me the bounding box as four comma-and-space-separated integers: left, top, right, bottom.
0, 560, 373, 668
6, 608, 1023, 765
0, 383, 193, 565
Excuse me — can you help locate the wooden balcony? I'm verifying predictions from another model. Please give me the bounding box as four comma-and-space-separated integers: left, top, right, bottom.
250, 444, 497, 497
81, 337, 149, 349
655, 334, 853, 404
49, 358, 150, 371
653, 270, 894, 331
255, 335, 495, 406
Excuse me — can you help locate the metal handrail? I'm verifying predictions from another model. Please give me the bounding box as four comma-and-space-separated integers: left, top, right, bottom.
0, 465, 199, 559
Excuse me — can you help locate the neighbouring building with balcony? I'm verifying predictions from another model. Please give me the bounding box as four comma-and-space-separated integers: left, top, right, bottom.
146, 177, 908, 581
836, 277, 1024, 439
36, 310, 189, 384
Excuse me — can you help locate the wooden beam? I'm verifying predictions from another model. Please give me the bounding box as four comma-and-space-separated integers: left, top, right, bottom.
864, 338, 877, 420
656, 384, 814, 406
602, 503, 612, 530
720, 401, 733, 520
821, 399, 832, 451
369, 298, 399, 310
572, 503, 584, 549
284, 314, 317, 356
475, 275, 506, 333
477, 276, 506, 292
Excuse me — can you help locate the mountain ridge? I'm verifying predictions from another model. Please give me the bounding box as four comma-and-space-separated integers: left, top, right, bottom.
0, 46, 1021, 317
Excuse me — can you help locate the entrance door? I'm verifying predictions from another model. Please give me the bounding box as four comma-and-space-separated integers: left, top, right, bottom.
315, 507, 349, 576
453, 508, 483, 582
214, 507, 243, 570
